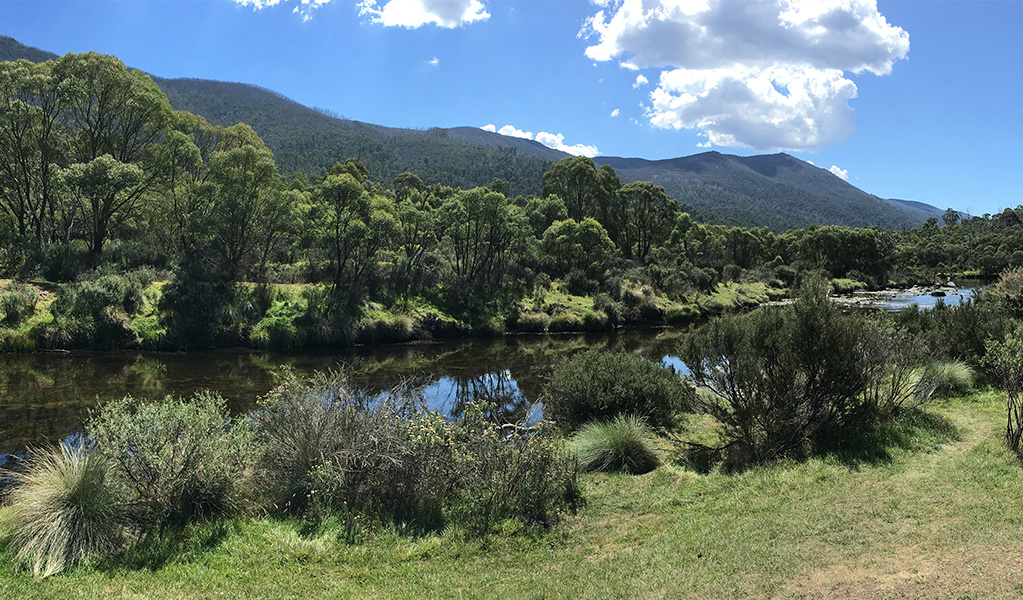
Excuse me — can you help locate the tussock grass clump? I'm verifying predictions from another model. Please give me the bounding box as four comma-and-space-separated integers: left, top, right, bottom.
930, 361, 975, 396
5, 445, 125, 578
570, 415, 661, 474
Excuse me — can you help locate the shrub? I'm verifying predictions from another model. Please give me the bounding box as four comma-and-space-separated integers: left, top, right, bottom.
254, 370, 438, 518
545, 349, 695, 430
446, 404, 580, 535
87, 392, 256, 528
858, 314, 947, 419
679, 278, 869, 464
570, 415, 661, 474
4, 444, 126, 577
49, 270, 154, 347
255, 371, 579, 536
984, 325, 1023, 453
0, 282, 40, 325
928, 298, 1011, 369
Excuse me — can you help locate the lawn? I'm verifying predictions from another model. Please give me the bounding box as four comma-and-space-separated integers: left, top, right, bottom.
3, 389, 1023, 599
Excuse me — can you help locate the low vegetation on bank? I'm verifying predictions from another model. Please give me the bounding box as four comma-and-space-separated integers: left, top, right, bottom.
6, 275, 1023, 598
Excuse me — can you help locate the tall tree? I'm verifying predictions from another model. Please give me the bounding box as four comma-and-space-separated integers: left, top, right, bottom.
0, 59, 65, 242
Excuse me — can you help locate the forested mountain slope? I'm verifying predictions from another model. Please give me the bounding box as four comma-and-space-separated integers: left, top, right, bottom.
0, 35, 943, 230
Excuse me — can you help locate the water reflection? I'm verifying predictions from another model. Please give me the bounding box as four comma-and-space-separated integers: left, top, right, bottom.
0, 328, 689, 463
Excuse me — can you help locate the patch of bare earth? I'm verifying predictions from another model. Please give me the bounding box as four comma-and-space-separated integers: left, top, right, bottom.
781, 542, 1023, 598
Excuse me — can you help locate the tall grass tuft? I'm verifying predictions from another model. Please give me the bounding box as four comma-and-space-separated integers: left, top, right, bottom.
5, 444, 125, 578
930, 361, 975, 396
570, 415, 661, 474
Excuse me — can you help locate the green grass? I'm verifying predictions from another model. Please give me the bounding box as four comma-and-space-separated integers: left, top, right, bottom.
5, 389, 1023, 597
570, 415, 662, 474
3, 445, 126, 578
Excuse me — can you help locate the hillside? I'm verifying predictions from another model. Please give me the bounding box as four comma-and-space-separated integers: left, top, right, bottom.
0, 35, 943, 230
592, 152, 921, 230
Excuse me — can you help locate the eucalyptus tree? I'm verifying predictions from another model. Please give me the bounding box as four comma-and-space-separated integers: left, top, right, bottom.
437, 187, 526, 310
617, 181, 677, 260
0, 59, 65, 243
542, 156, 619, 222
50, 52, 173, 256
207, 123, 287, 280
310, 168, 396, 305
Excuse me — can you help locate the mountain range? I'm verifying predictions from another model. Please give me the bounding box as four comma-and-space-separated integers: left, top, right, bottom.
0, 35, 947, 231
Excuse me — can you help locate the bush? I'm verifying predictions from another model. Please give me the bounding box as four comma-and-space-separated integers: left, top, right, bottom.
446, 404, 580, 535
255, 371, 579, 536
254, 370, 441, 520
570, 415, 661, 474
49, 270, 154, 347
4, 444, 126, 578
679, 278, 869, 464
87, 392, 256, 528
984, 325, 1023, 453
0, 282, 40, 325
545, 349, 695, 430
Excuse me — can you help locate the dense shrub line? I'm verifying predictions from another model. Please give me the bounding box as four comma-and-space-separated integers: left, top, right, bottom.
2, 370, 579, 576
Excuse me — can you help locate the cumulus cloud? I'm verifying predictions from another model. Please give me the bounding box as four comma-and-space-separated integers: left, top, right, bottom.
480, 124, 599, 157
582, 0, 909, 151
358, 0, 489, 28
633, 74, 649, 88
829, 165, 849, 180
428, 56, 440, 66
610, 108, 621, 117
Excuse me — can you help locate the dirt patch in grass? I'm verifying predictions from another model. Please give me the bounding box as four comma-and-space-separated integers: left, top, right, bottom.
782, 545, 1023, 599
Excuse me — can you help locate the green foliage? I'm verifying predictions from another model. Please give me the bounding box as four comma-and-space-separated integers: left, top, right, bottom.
253, 369, 439, 519
48, 270, 153, 347
984, 325, 1023, 453
86, 392, 256, 528
930, 361, 975, 397
545, 349, 695, 430
0, 282, 40, 324
570, 415, 661, 474
680, 279, 871, 465
445, 404, 580, 535
253, 370, 579, 536
4, 444, 126, 578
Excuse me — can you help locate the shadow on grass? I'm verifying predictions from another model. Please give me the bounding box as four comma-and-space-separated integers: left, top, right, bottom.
675, 409, 962, 474
819, 409, 962, 468
96, 519, 236, 572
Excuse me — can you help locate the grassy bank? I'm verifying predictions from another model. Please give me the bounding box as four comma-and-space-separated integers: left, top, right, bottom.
3, 388, 1021, 599
0, 278, 782, 351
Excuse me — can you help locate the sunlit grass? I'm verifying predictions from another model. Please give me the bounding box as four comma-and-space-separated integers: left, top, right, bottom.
3, 390, 1023, 599
3, 444, 125, 578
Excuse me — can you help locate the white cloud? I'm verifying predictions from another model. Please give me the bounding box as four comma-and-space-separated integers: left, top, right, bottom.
481, 124, 599, 157
358, 0, 489, 28
633, 74, 649, 88
236, 0, 330, 21
428, 56, 440, 66
610, 108, 621, 118
829, 164, 849, 180
498, 125, 533, 139
582, 0, 909, 151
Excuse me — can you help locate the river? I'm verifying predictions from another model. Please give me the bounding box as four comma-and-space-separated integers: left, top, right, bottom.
0, 285, 981, 469
0, 328, 688, 469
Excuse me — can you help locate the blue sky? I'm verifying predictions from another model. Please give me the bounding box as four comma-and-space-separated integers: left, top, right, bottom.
1, 0, 1020, 216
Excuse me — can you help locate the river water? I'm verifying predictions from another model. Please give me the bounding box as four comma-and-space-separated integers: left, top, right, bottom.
0, 328, 688, 467
0, 285, 981, 467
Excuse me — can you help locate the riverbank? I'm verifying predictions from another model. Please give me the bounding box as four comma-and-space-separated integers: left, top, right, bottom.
0, 278, 784, 352
2, 388, 1019, 599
